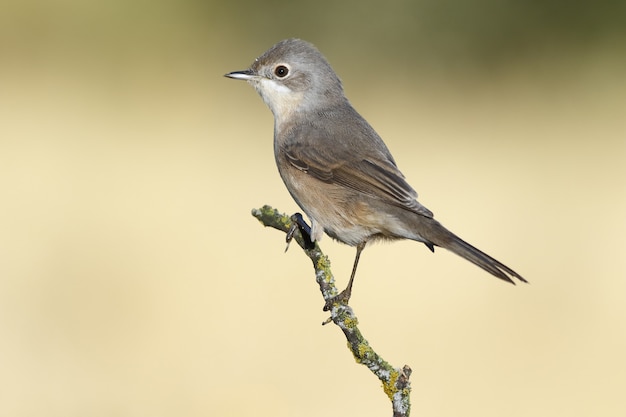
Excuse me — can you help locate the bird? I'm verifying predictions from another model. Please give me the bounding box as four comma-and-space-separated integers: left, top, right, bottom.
225, 38, 526, 306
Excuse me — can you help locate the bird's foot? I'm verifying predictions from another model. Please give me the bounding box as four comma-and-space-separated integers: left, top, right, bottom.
323, 286, 353, 311
285, 213, 315, 251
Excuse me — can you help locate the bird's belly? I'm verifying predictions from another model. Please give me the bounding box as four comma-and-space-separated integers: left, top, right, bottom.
280, 169, 404, 246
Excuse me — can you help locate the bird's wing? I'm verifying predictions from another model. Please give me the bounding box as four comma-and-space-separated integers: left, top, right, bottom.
281, 139, 434, 218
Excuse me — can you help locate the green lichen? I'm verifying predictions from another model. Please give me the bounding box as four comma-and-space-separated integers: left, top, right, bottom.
382, 369, 399, 401
315, 256, 333, 283
357, 342, 371, 358
316, 255, 330, 270
343, 315, 359, 328
348, 341, 370, 364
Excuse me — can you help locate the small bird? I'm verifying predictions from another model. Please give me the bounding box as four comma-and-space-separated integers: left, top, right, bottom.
225, 39, 526, 305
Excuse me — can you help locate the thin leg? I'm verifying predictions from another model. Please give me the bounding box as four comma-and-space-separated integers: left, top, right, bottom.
344, 242, 365, 299
324, 242, 366, 311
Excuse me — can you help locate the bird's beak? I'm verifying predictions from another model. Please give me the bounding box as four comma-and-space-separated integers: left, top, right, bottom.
224, 69, 256, 80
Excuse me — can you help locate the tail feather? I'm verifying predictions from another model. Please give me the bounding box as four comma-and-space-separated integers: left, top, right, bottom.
423, 220, 526, 284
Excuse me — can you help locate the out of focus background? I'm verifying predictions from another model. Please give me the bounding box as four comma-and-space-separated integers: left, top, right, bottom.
1, 1, 625, 416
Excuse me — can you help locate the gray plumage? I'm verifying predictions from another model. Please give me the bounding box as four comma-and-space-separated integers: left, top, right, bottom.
226, 38, 525, 290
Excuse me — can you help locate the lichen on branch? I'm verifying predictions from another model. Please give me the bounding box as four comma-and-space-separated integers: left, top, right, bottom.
251, 205, 412, 417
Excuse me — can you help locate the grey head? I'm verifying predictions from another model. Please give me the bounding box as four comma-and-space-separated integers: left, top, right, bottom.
225, 39, 346, 126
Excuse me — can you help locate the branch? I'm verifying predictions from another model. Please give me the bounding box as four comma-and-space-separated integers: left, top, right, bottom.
251, 205, 412, 417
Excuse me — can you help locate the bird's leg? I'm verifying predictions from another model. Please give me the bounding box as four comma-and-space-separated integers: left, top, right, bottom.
323, 242, 366, 311
285, 213, 315, 251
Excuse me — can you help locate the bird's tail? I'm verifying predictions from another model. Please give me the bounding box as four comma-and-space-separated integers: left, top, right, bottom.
421, 219, 526, 284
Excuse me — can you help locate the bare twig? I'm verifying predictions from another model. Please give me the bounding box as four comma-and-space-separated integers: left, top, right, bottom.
251, 205, 412, 417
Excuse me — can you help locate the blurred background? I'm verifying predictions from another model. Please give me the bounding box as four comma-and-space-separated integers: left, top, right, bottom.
1, 1, 625, 416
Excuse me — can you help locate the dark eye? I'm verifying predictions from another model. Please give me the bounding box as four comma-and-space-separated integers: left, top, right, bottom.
274, 65, 289, 78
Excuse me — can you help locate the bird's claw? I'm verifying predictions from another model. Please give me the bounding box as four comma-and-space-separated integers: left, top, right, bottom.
323, 287, 352, 311
285, 213, 315, 251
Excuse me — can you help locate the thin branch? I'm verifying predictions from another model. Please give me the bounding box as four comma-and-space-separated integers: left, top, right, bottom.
251, 205, 412, 417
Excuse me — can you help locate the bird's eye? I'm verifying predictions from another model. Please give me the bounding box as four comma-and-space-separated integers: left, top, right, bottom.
274, 65, 289, 78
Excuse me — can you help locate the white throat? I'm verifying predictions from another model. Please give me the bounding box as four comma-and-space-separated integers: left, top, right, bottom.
252, 78, 304, 128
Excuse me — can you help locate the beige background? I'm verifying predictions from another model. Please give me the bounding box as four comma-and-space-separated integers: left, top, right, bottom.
1, 2, 625, 416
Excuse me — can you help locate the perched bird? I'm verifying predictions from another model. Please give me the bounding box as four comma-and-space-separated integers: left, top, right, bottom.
225, 39, 526, 305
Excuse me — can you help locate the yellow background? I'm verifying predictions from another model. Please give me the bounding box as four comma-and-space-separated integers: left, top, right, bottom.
1, 1, 625, 416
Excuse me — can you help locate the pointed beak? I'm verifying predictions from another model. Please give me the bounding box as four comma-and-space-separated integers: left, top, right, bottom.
224, 69, 256, 80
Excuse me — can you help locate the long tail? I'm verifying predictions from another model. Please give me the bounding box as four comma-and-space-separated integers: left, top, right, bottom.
421, 219, 527, 284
